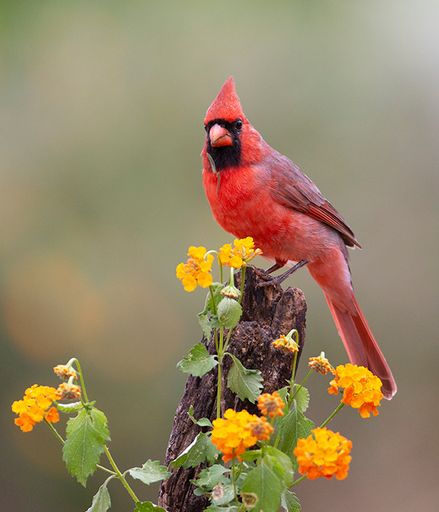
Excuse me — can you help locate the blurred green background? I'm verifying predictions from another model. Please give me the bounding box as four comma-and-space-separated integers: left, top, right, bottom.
1, 1, 438, 510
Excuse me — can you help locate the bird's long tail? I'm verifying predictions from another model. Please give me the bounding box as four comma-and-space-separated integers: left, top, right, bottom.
324, 292, 397, 399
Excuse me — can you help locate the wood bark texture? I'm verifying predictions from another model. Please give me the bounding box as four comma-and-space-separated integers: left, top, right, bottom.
158, 267, 307, 511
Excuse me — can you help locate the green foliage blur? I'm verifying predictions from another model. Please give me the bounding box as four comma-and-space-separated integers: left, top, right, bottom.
1, 1, 438, 511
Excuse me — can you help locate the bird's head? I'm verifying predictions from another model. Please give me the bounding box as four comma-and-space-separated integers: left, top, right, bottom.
203, 77, 261, 172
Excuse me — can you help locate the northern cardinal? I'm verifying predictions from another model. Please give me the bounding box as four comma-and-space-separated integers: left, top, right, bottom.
202, 77, 396, 399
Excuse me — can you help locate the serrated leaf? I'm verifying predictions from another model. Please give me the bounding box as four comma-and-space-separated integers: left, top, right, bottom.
127, 460, 170, 485
217, 297, 242, 329
63, 408, 110, 486
226, 354, 263, 403
212, 483, 234, 506
241, 461, 284, 512
291, 385, 310, 413
204, 506, 239, 512
198, 284, 223, 338
276, 406, 314, 469
281, 490, 301, 512
177, 343, 218, 377
171, 432, 218, 469
86, 477, 113, 512
133, 503, 165, 511
263, 446, 294, 487
192, 464, 228, 490
197, 312, 218, 339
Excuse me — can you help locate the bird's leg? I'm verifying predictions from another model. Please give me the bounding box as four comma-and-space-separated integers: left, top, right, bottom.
257, 259, 309, 288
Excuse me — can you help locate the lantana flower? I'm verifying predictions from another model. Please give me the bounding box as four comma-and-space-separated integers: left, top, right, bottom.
57, 382, 82, 400
53, 364, 77, 380
272, 334, 299, 354
12, 385, 60, 432
328, 363, 383, 418
176, 246, 214, 292
308, 352, 334, 375
257, 391, 285, 418
294, 427, 352, 480
211, 409, 273, 462
218, 237, 262, 269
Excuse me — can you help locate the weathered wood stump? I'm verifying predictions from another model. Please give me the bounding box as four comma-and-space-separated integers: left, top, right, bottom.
159, 267, 307, 511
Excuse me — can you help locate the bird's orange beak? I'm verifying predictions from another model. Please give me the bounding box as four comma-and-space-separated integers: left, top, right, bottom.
209, 124, 233, 148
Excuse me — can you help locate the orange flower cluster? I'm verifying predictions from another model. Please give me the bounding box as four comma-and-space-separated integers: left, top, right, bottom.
176, 246, 214, 292
211, 409, 273, 462
308, 352, 334, 375
328, 363, 383, 418
53, 364, 77, 380
257, 391, 285, 418
12, 385, 60, 432
294, 427, 352, 480
57, 382, 82, 400
218, 237, 262, 269
272, 335, 299, 354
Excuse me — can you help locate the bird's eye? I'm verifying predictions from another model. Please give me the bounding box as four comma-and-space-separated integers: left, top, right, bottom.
235, 119, 243, 130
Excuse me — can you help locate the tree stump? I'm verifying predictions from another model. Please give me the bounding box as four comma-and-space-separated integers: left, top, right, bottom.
158, 267, 307, 511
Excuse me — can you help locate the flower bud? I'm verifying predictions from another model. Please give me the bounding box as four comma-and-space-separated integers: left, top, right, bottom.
220, 284, 241, 300
217, 297, 242, 328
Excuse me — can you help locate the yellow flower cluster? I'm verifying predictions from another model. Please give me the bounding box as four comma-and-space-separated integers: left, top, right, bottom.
328, 363, 383, 418
272, 335, 299, 354
218, 237, 262, 269
308, 352, 334, 375
12, 385, 60, 432
294, 427, 352, 480
211, 409, 273, 462
176, 246, 214, 292
257, 391, 285, 418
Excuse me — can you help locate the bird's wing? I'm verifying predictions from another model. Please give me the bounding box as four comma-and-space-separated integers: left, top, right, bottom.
268, 153, 361, 248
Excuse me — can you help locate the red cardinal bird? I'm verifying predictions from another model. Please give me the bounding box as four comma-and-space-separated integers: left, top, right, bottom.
202, 77, 396, 399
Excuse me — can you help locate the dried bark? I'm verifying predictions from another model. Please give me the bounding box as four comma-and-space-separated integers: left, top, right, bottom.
158, 267, 307, 511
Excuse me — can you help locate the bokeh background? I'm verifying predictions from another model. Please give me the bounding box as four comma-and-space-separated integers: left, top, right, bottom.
1, 1, 438, 510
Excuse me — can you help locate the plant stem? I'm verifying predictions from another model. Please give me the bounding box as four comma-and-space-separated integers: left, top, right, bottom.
320, 402, 345, 428
104, 446, 139, 504
45, 419, 115, 476
288, 350, 299, 407
231, 461, 238, 503
216, 327, 225, 418
72, 358, 89, 404
291, 474, 306, 487
209, 286, 218, 316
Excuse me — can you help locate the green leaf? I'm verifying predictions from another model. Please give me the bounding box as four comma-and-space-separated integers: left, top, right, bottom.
291, 385, 310, 413
226, 354, 263, 403
263, 446, 294, 487
127, 460, 170, 485
133, 503, 165, 511
204, 506, 239, 512
171, 432, 218, 469
217, 297, 242, 329
57, 401, 83, 414
281, 490, 301, 512
188, 405, 212, 427
86, 478, 113, 512
276, 406, 314, 469
241, 461, 284, 512
177, 343, 218, 377
63, 408, 110, 486
211, 483, 234, 506
192, 464, 229, 490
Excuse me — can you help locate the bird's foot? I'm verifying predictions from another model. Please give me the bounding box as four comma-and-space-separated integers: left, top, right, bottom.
256, 260, 308, 288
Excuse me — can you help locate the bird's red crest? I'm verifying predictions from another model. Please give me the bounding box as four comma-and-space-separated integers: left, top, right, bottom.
204, 76, 245, 124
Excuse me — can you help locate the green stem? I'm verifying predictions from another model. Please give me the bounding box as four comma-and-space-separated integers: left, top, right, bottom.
231, 461, 237, 503
209, 286, 218, 316
287, 350, 299, 407
45, 419, 115, 476
104, 446, 139, 504
291, 474, 306, 487
320, 402, 345, 428
219, 261, 224, 283
72, 358, 89, 404
216, 327, 225, 418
